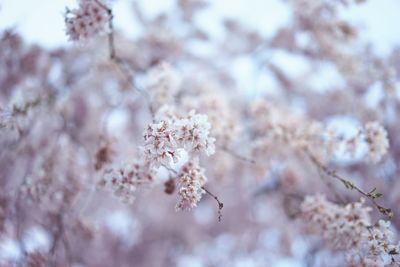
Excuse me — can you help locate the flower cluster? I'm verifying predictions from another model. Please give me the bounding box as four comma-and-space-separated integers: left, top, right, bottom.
249, 100, 330, 164
301, 195, 399, 265
144, 62, 181, 107
363, 122, 389, 163
143, 110, 215, 169
301, 195, 371, 250
175, 160, 207, 211
346, 258, 385, 267
65, 0, 110, 41
249, 100, 390, 165
143, 120, 181, 169
98, 161, 156, 204
365, 220, 399, 259
182, 90, 239, 148
174, 110, 216, 156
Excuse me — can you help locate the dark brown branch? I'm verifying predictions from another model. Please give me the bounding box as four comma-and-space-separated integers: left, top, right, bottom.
202, 187, 223, 222
93, 0, 115, 60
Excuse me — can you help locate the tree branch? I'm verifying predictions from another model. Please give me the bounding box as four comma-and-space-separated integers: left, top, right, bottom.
202, 186, 223, 222
304, 148, 393, 218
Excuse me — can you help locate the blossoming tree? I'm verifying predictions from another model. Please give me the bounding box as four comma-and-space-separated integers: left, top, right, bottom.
1, 0, 400, 266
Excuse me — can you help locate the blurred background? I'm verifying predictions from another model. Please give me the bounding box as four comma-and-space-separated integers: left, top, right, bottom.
1, 0, 399, 54
1, 1, 400, 267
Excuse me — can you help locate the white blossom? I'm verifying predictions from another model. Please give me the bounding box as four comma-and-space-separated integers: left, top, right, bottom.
176, 160, 207, 211
99, 161, 156, 204
65, 0, 110, 41
143, 110, 215, 169
143, 120, 181, 169
302, 195, 399, 265
145, 62, 181, 106
301, 195, 371, 250
364, 122, 389, 163
174, 110, 215, 156
364, 220, 398, 259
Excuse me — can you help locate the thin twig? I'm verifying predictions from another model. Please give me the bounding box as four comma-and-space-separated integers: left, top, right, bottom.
95, 0, 154, 117
220, 146, 256, 164
314, 158, 346, 204
201, 186, 223, 222
106, 13, 116, 60
93, 0, 115, 60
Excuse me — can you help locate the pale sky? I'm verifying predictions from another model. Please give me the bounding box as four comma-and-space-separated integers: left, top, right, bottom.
0, 0, 399, 55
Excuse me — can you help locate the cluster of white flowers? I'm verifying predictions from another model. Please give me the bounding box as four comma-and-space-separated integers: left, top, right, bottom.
175, 160, 207, 211
174, 110, 216, 156
363, 122, 389, 163
249, 99, 283, 135
249, 100, 330, 162
65, 0, 110, 41
143, 120, 180, 169
301, 195, 371, 250
99, 161, 156, 204
346, 258, 385, 267
321, 121, 390, 164
144, 62, 181, 107
365, 220, 399, 259
154, 105, 180, 121
249, 100, 390, 165
301, 195, 399, 265
182, 91, 239, 148
143, 109, 215, 169
250, 100, 323, 148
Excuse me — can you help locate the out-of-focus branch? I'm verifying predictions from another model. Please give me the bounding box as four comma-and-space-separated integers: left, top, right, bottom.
313, 158, 347, 204
219, 146, 256, 164
95, 0, 155, 117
